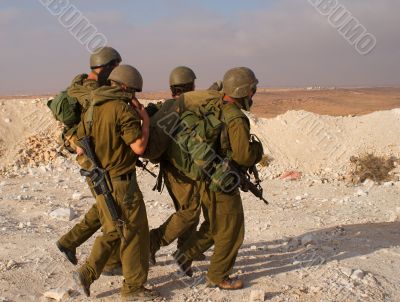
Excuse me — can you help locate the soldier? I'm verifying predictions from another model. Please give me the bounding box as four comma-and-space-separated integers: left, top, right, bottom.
174, 67, 263, 290
149, 66, 206, 265
56, 46, 123, 275
73, 65, 158, 301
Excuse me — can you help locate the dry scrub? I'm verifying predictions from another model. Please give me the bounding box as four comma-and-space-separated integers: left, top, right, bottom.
347, 154, 396, 184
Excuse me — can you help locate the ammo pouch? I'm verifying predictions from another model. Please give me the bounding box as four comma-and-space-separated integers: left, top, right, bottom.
209, 159, 240, 193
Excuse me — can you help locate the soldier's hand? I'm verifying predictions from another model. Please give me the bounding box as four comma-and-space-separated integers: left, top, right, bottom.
132, 98, 149, 123
76, 146, 85, 156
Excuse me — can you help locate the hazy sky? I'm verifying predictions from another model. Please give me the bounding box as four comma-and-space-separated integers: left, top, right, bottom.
0, 0, 399, 94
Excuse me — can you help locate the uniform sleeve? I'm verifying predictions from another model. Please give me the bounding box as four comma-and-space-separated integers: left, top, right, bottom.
119, 103, 142, 145
227, 117, 264, 167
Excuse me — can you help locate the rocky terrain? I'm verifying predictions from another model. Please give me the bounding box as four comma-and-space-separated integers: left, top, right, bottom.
0, 96, 399, 302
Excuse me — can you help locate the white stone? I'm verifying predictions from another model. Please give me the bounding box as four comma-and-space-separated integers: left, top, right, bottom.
363, 178, 375, 188
295, 196, 304, 201
350, 269, 365, 281
6, 260, 17, 270
4, 118, 11, 123
49, 208, 76, 221
355, 188, 368, 197
250, 245, 257, 250
249, 289, 265, 302
383, 181, 394, 187
43, 288, 70, 301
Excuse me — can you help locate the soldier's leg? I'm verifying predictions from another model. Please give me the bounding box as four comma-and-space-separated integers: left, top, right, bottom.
57, 201, 122, 270
150, 168, 200, 251
113, 178, 149, 296
58, 203, 101, 250
178, 187, 214, 260
206, 189, 244, 285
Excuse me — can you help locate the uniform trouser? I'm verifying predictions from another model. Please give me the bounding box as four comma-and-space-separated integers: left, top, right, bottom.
79, 177, 149, 295
58, 201, 121, 269
179, 183, 245, 285
150, 165, 201, 249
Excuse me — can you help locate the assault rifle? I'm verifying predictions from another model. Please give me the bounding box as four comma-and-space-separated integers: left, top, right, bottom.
78, 136, 127, 245
136, 159, 157, 178
229, 161, 269, 205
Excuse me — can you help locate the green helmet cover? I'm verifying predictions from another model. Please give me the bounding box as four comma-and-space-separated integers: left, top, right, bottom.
222, 67, 258, 99
169, 66, 197, 86
90, 46, 122, 68
108, 65, 143, 92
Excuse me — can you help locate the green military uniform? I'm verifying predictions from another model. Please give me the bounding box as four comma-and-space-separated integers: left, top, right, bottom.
76, 85, 149, 296
178, 100, 263, 285
150, 161, 201, 250
57, 75, 121, 271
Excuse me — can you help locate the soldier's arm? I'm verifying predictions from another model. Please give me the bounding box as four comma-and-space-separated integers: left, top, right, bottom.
119, 102, 150, 156
227, 118, 263, 168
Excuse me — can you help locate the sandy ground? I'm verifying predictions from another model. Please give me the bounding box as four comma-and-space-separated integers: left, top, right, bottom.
0, 91, 400, 302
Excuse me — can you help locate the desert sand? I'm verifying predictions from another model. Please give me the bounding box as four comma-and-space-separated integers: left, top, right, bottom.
0, 89, 399, 302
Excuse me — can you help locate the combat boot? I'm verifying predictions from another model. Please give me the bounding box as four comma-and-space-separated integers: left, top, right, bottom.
121, 287, 160, 301
56, 241, 77, 265
173, 251, 193, 277
214, 277, 244, 290
193, 253, 206, 261
73, 270, 91, 297
149, 229, 161, 265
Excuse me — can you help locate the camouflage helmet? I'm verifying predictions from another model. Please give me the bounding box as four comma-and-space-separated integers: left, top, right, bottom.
222, 67, 258, 98
108, 65, 143, 92
90, 46, 122, 68
169, 66, 197, 86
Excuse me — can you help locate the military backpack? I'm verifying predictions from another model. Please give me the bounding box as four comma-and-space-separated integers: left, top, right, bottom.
47, 90, 82, 130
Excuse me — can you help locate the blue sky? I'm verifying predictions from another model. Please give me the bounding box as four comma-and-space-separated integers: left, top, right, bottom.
0, 0, 399, 94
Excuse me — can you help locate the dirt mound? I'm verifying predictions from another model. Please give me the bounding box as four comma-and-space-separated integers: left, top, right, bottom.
1, 98, 400, 181
249, 109, 400, 178
0, 98, 61, 169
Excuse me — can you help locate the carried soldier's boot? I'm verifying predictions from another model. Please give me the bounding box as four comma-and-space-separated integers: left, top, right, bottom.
149, 229, 161, 266
173, 251, 193, 277
193, 253, 206, 261
208, 277, 244, 290
56, 241, 78, 265
73, 270, 91, 297
122, 287, 160, 301
102, 264, 123, 276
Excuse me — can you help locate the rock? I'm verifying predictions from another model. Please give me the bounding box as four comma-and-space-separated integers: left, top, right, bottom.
355, 188, 368, 197
72, 192, 83, 201
4, 118, 11, 123
280, 171, 302, 181
43, 288, 70, 301
363, 178, 375, 189
301, 234, 316, 246
249, 289, 265, 302
383, 181, 394, 187
6, 260, 17, 270
295, 196, 304, 201
15, 195, 32, 201
49, 208, 76, 221
343, 196, 351, 202
350, 269, 365, 281
250, 245, 257, 251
